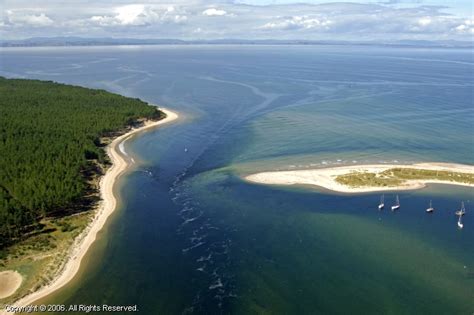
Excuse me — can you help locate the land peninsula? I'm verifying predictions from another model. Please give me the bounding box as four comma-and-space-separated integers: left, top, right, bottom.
0, 77, 177, 310
245, 163, 474, 193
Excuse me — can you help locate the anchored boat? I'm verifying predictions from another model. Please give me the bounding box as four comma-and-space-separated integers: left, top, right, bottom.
426, 200, 434, 213
391, 195, 400, 211
378, 194, 385, 210
455, 201, 466, 216
458, 215, 464, 229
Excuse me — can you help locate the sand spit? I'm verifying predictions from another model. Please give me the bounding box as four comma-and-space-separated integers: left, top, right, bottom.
245, 163, 474, 194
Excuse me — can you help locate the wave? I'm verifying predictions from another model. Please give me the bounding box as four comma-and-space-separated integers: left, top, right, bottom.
118, 141, 128, 156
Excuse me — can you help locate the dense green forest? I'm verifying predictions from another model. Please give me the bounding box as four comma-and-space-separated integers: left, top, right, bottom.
0, 77, 163, 248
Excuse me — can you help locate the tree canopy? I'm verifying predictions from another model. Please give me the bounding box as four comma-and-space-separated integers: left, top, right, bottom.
0, 77, 163, 247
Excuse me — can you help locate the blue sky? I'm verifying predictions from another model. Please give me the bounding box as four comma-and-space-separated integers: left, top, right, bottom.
1, 0, 473, 41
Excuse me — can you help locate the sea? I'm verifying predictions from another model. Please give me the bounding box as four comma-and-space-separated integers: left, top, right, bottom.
1, 45, 473, 314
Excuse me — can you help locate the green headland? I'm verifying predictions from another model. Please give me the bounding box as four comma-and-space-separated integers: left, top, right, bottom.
0, 77, 164, 305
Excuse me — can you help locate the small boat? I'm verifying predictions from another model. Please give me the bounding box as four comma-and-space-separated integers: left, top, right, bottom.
391, 195, 400, 211
457, 215, 464, 229
455, 201, 466, 216
426, 200, 434, 213
184, 148, 188, 153
378, 194, 385, 210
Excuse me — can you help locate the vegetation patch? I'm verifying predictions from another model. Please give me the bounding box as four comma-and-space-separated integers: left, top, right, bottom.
0, 211, 93, 306
0, 77, 163, 248
335, 168, 474, 187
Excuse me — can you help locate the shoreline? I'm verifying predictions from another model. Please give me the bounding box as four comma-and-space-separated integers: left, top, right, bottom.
3, 108, 178, 312
245, 162, 474, 194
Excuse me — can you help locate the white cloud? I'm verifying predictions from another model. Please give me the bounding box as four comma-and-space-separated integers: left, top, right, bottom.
89, 5, 187, 27
418, 17, 432, 26
454, 18, 474, 34
25, 13, 54, 26
115, 4, 145, 25
173, 15, 188, 23
1, 1, 472, 41
90, 15, 113, 26
261, 16, 331, 30
6, 11, 54, 27
202, 8, 228, 16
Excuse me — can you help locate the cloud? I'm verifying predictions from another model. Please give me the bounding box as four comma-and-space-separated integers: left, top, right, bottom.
261, 16, 332, 30
89, 5, 187, 27
202, 8, 229, 16
0, 1, 472, 41
5, 11, 54, 27
454, 19, 474, 34
417, 17, 432, 26
115, 4, 146, 25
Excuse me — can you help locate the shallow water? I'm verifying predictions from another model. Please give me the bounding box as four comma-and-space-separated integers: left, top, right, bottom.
1, 45, 473, 314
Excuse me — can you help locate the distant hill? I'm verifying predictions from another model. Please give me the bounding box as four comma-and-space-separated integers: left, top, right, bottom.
1, 37, 472, 48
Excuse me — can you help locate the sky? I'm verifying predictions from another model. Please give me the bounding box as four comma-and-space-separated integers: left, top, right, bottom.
1, 0, 473, 41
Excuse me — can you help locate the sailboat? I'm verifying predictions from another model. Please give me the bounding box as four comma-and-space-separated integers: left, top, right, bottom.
391, 195, 400, 211
457, 215, 464, 229
426, 200, 434, 213
455, 201, 466, 216
378, 194, 385, 210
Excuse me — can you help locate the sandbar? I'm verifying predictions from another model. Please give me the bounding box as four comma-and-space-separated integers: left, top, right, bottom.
245, 163, 474, 194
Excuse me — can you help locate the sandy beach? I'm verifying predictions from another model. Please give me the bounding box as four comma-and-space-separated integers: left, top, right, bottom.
0, 272, 22, 300
3, 108, 178, 313
245, 163, 474, 194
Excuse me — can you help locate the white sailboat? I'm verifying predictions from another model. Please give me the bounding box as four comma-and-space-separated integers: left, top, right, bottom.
378, 194, 385, 210
457, 215, 464, 229
426, 200, 434, 213
455, 201, 466, 216
391, 195, 400, 211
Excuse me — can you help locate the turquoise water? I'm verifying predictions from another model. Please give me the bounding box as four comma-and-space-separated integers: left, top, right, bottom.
1, 45, 473, 314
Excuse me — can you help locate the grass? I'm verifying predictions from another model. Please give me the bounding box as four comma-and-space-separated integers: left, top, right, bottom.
0, 211, 93, 307
335, 168, 474, 188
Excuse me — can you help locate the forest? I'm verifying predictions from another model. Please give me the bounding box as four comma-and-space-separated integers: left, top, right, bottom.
0, 77, 163, 248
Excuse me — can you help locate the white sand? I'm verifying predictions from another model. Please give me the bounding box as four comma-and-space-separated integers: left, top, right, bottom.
245, 163, 474, 194
0, 271, 22, 299
3, 108, 178, 313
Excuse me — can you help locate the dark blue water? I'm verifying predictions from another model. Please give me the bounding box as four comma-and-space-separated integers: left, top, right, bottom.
1, 45, 473, 314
